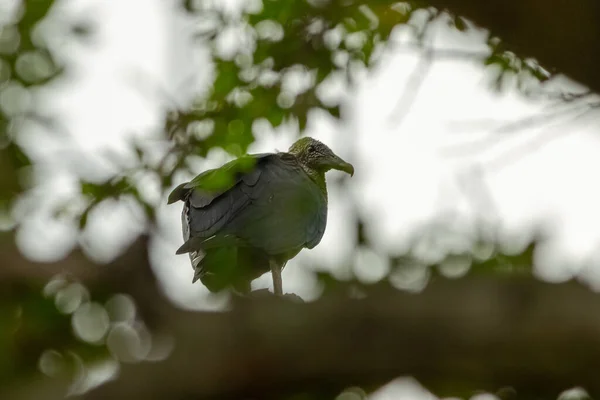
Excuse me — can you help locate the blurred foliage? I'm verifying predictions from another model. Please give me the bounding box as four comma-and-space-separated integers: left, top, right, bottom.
0, 0, 58, 216
317, 224, 540, 296
0, 0, 556, 229
0, 0, 580, 398
0, 280, 110, 389
484, 35, 551, 93
0, 272, 156, 395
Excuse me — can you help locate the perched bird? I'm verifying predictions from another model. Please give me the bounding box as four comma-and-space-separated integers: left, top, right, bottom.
167, 137, 354, 295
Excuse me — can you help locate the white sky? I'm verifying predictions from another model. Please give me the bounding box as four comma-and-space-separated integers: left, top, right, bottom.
8, 1, 600, 397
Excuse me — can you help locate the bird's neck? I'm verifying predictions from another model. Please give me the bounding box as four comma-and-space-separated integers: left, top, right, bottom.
283, 152, 328, 199
303, 166, 328, 200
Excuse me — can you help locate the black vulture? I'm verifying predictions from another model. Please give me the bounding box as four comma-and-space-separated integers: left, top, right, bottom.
167, 137, 354, 295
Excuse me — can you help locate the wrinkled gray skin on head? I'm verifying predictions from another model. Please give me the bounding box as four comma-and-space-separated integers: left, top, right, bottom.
288, 137, 354, 177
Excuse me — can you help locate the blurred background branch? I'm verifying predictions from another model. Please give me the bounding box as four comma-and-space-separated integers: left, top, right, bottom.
5, 231, 600, 400
3, 232, 600, 400
81, 275, 600, 400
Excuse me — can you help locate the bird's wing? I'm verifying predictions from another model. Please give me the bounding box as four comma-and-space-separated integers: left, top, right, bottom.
167, 153, 272, 205
172, 153, 272, 248
177, 153, 327, 256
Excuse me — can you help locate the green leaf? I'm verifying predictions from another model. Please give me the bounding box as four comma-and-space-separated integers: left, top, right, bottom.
326, 105, 340, 119
453, 16, 467, 32
211, 60, 241, 101
267, 107, 285, 127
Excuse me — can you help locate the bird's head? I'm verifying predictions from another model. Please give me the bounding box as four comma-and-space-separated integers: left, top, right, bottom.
288, 137, 354, 176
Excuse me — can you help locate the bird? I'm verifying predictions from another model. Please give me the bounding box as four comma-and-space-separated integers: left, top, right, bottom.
167, 137, 354, 296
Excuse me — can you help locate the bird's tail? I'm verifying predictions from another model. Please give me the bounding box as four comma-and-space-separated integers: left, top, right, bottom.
193, 247, 238, 291
193, 247, 267, 294
189, 250, 205, 283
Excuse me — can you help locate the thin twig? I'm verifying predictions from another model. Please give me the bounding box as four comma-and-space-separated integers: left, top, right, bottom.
387, 49, 433, 128
387, 41, 490, 61
439, 102, 598, 158
485, 105, 599, 172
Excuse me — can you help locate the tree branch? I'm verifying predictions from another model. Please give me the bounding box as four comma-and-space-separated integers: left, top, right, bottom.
426, 0, 600, 93
3, 235, 600, 399
80, 276, 600, 400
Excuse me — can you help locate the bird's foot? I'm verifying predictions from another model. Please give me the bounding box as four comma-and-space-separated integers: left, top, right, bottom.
236, 288, 304, 303
281, 293, 304, 303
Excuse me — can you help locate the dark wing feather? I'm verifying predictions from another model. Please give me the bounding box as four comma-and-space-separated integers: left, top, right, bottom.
177, 153, 327, 257
167, 153, 271, 206
173, 154, 272, 254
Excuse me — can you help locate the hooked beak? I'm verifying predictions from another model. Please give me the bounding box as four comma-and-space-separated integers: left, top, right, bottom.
329, 155, 354, 177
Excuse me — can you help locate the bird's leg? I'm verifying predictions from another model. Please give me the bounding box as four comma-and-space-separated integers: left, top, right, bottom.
269, 259, 283, 296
